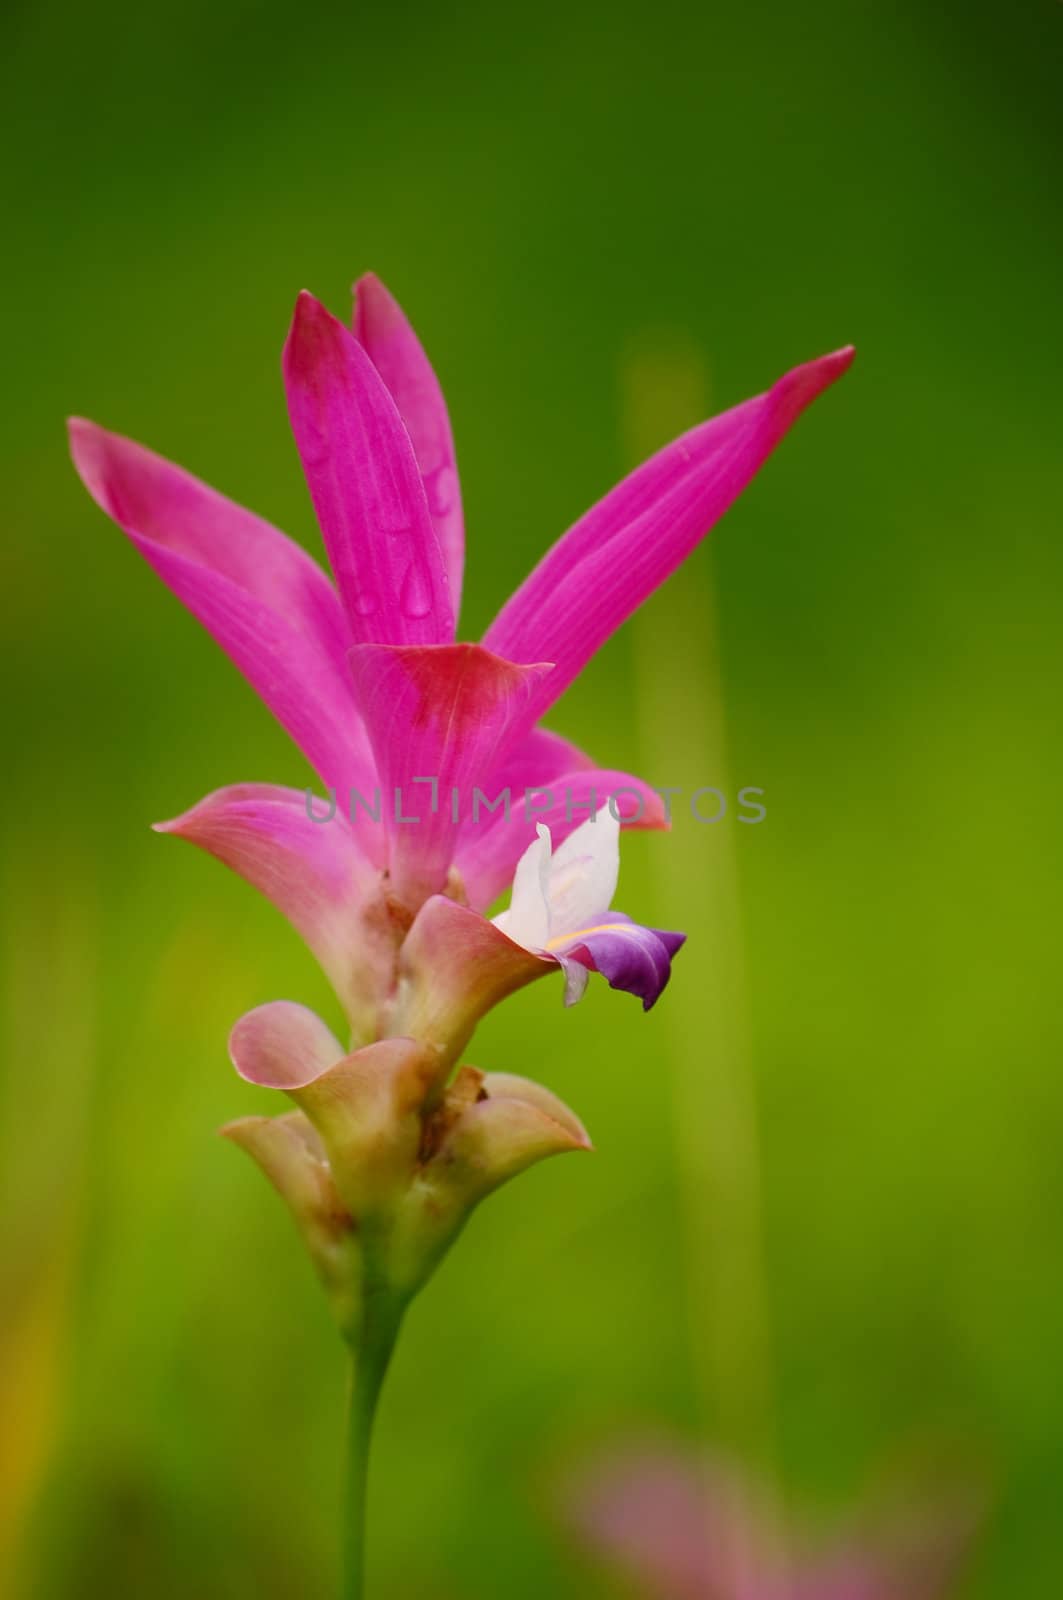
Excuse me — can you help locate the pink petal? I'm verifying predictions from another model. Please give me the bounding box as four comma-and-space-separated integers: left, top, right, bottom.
483, 347, 854, 724
283, 291, 454, 648
353, 273, 465, 620
478, 725, 598, 792
569, 1449, 769, 1600
154, 784, 385, 1024
68, 419, 374, 794
347, 642, 553, 910
455, 768, 668, 912
229, 1000, 345, 1090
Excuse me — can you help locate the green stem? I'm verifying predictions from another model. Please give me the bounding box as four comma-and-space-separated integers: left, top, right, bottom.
341, 1289, 405, 1600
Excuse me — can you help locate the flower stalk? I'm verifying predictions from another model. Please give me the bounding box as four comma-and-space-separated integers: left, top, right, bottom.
341, 1283, 405, 1600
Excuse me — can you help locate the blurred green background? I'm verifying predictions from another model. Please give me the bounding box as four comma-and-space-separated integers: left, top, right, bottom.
2, 1, 1061, 1594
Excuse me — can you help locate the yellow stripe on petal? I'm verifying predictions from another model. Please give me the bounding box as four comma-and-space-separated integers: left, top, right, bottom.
545, 920, 632, 951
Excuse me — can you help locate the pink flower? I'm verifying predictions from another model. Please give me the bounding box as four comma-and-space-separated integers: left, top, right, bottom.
69, 283, 864, 1589
69, 276, 851, 1038
568, 1446, 980, 1600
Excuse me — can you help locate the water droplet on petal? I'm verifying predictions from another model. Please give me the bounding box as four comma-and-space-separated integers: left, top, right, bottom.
400, 560, 433, 619
423, 464, 457, 518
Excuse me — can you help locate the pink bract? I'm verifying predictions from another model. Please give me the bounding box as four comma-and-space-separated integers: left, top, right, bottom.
70, 274, 852, 1017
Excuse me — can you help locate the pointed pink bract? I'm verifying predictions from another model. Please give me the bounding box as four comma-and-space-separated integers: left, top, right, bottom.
68, 419, 375, 796
483, 346, 855, 728
353, 273, 465, 621
284, 291, 454, 648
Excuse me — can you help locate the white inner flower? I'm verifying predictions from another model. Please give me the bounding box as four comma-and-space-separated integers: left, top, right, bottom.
493, 804, 621, 954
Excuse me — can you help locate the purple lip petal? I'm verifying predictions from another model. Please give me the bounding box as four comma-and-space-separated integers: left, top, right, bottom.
483, 346, 854, 730
651, 927, 688, 960
551, 912, 687, 1010
284, 291, 454, 649
67, 419, 375, 797
347, 641, 553, 910
353, 273, 465, 623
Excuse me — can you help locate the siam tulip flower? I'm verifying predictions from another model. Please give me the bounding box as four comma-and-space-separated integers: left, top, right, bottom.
567, 1445, 981, 1600
67, 275, 851, 1042
68, 274, 852, 1598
